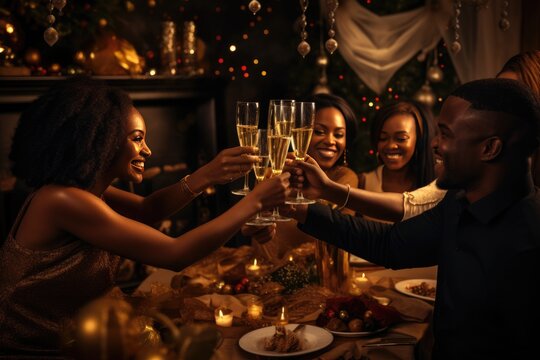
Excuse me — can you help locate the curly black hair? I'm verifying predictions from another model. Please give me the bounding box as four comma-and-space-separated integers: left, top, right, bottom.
9, 76, 133, 189
370, 100, 436, 188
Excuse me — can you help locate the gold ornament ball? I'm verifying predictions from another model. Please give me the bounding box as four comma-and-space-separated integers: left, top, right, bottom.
414, 83, 436, 108
24, 48, 41, 65
248, 0, 261, 15
297, 40, 311, 58
499, 18, 510, 31
52, 0, 67, 11
450, 41, 462, 54
325, 38, 338, 54
427, 66, 444, 83
147, 0, 156, 8
43, 27, 59, 47
126, 1, 135, 12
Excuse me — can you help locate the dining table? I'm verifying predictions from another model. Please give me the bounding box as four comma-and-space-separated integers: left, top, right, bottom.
133, 247, 437, 360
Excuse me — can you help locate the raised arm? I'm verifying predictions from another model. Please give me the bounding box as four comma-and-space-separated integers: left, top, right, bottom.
46, 173, 290, 271
103, 146, 259, 224
292, 157, 405, 222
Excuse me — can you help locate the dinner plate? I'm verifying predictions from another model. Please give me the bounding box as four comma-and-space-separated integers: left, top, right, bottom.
238, 324, 333, 357
328, 326, 388, 338
394, 279, 436, 301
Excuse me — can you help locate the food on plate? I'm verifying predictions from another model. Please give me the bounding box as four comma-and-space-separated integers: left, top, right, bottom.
407, 281, 436, 298
263, 325, 303, 353
316, 294, 402, 333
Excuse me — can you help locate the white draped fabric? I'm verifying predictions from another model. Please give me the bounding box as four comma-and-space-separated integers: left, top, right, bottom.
328, 0, 521, 94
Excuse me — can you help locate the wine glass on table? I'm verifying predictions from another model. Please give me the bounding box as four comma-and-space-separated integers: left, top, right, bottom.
267, 100, 294, 222
231, 101, 259, 196
245, 129, 275, 226
286, 101, 316, 205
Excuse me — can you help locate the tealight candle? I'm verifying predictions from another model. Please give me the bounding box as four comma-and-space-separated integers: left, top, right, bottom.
354, 272, 372, 294
245, 258, 261, 277
214, 308, 233, 327
247, 298, 264, 320
276, 306, 289, 326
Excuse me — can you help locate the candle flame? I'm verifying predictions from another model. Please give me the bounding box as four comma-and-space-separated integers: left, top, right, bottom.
280, 306, 286, 320
253, 258, 258, 266
219, 309, 224, 317
361, 272, 366, 278
288, 255, 294, 262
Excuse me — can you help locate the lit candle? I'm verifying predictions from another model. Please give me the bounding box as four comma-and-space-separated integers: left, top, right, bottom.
288, 254, 294, 262
247, 299, 264, 320
214, 308, 233, 327
276, 306, 289, 326
354, 272, 372, 294
245, 258, 261, 277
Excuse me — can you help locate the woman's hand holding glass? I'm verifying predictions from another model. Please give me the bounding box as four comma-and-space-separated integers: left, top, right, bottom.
289, 154, 332, 200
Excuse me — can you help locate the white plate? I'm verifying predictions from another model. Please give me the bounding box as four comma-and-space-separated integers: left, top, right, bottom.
238, 324, 333, 357
328, 326, 388, 338
394, 279, 436, 301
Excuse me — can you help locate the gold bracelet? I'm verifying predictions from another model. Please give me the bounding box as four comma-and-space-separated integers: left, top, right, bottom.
336, 184, 351, 211
180, 175, 202, 197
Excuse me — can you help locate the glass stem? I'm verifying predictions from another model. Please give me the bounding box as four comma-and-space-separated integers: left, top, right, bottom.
243, 173, 249, 191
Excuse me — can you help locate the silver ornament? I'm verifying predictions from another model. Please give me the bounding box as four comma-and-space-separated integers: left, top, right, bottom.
427, 66, 444, 83
297, 40, 311, 58
44, 27, 59, 46
325, 38, 338, 54
499, 18, 510, 31
248, 0, 261, 15
414, 83, 436, 108
450, 40, 462, 54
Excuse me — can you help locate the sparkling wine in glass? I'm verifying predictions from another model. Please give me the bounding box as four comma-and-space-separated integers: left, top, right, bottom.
245, 129, 275, 226
286, 101, 316, 205
268, 132, 292, 222
232, 101, 259, 196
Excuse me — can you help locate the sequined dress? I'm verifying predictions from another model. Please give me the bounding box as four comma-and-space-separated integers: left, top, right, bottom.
0, 193, 121, 356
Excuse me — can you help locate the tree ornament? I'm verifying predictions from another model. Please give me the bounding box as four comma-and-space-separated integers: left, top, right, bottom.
451, 0, 462, 54
450, 40, 462, 54
413, 82, 436, 108
325, 38, 338, 54
43, 27, 59, 46
248, 0, 261, 15
499, 0, 510, 31
325, 0, 339, 55
296, 0, 310, 58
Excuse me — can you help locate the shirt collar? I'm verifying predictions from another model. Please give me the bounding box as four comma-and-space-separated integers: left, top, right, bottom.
461, 178, 535, 224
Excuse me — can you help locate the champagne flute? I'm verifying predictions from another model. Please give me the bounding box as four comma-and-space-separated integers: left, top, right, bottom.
245, 129, 275, 226
232, 101, 259, 196
286, 101, 316, 205
267, 100, 294, 222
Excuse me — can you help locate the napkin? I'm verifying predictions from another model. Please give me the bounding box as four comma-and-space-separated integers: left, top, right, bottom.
195, 293, 247, 318
369, 277, 433, 322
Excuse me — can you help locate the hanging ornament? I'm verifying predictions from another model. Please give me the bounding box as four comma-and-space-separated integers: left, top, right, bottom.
451, 0, 462, 54
248, 0, 261, 15
325, 0, 339, 54
43, 27, 59, 46
52, 0, 66, 15
426, 48, 444, 83
414, 82, 437, 108
297, 0, 310, 58
499, 0, 510, 31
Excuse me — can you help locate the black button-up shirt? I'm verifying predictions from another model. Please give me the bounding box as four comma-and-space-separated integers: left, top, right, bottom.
299, 182, 540, 359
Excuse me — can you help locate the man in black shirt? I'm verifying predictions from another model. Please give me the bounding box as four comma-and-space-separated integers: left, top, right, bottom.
292, 79, 540, 359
